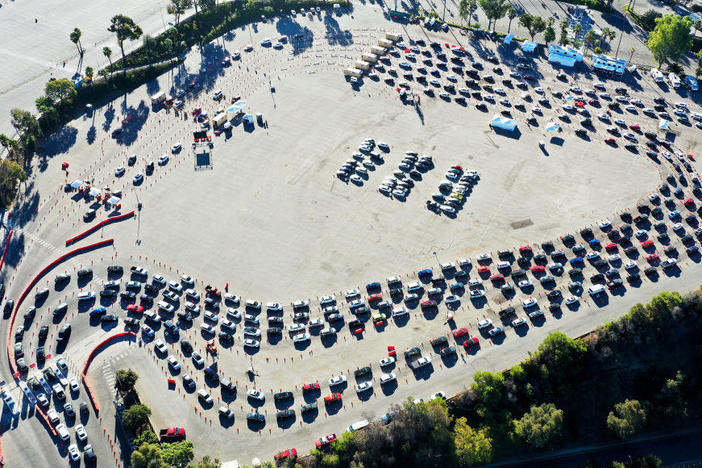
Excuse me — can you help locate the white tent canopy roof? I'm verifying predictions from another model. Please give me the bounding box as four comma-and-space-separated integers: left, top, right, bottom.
489, 115, 517, 131
70, 180, 84, 189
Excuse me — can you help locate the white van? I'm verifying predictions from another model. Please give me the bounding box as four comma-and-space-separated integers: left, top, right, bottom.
56, 423, 70, 441
348, 419, 370, 432
588, 285, 605, 296
650, 68, 664, 83
668, 73, 681, 88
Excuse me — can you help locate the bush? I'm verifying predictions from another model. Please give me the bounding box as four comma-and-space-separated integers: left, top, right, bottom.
122, 404, 152, 434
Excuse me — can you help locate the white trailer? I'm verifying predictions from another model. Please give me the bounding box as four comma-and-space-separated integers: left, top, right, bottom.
385, 31, 401, 42
371, 46, 387, 56
344, 68, 363, 77
212, 112, 228, 128
361, 53, 378, 63
354, 60, 370, 70
378, 38, 393, 48
150, 92, 166, 106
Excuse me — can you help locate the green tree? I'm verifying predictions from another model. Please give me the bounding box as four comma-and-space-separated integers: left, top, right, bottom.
134, 430, 159, 447
544, 24, 555, 44
584, 29, 596, 49
167, 0, 191, 25
0, 135, 24, 161
107, 14, 144, 71
601, 27, 616, 43
103, 46, 113, 69
638, 10, 662, 32
512, 403, 564, 449
459, 0, 478, 26
613, 454, 663, 468
122, 404, 152, 434
116, 368, 139, 392
647, 14, 694, 67
479, 0, 509, 31
70, 28, 84, 56
471, 371, 505, 418
574, 23, 583, 36
453, 417, 493, 465
85, 66, 94, 81
0, 151, 27, 206
45, 78, 77, 104
131, 443, 167, 468
187, 456, 222, 468
10, 109, 40, 142
607, 399, 648, 440
160, 440, 195, 468
507, 5, 518, 33
533, 332, 587, 380
519, 14, 546, 40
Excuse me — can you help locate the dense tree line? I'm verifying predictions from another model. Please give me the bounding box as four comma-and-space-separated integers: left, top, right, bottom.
292, 288, 702, 467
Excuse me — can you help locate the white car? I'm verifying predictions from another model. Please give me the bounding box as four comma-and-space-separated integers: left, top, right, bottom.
329, 374, 347, 386
75, 424, 88, 442
69, 378, 80, 393
522, 297, 537, 308
247, 389, 265, 401
167, 356, 181, 371
476, 318, 492, 329
244, 338, 260, 348
355, 382, 373, 393
345, 289, 360, 299
517, 280, 532, 288
379, 356, 395, 367
171, 143, 182, 154
379, 373, 396, 384
115, 166, 126, 177
565, 296, 579, 305
293, 333, 310, 343
154, 339, 167, 354
68, 444, 81, 461
266, 302, 283, 312
158, 155, 169, 165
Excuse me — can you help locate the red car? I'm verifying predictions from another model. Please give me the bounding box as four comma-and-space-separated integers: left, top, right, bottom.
646, 253, 659, 262
641, 239, 655, 248
490, 273, 504, 282
605, 137, 616, 146
519, 245, 532, 255
451, 164, 463, 171
368, 293, 382, 302
605, 243, 618, 252
191, 107, 202, 116
421, 299, 437, 309
126, 304, 144, 313
684, 198, 695, 209
477, 266, 490, 274
529, 265, 545, 273
275, 449, 298, 462
302, 383, 320, 392
629, 124, 640, 131
588, 99, 600, 106
452, 328, 469, 338
315, 433, 337, 448
463, 337, 479, 348
387, 345, 396, 357
324, 393, 342, 404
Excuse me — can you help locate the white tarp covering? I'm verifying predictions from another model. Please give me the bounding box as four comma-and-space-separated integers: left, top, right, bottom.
504, 34, 514, 44
70, 180, 84, 189
546, 121, 561, 132
107, 196, 121, 206
489, 115, 517, 131
659, 119, 670, 130
88, 187, 100, 197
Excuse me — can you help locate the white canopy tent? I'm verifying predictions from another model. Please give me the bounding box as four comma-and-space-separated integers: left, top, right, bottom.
88, 187, 100, 198
545, 121, 561, 132
70, 180, 84, 189
489, 115, 517, 131
658, 119, 670, 130
107, 196, 121, 207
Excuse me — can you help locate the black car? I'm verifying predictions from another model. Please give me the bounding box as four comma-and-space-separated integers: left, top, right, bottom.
107, 265, 123, 274
591, 273, 605, 284
274, 391, 293, 401
100, 314, 118, 323
439, 346, 456, 357
430, 336, 448, 347
353, 366, 372, 378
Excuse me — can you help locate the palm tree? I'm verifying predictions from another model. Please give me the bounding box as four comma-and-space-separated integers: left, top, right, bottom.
459, 0, 478, 27
507, 5, 518, 34
103, 46, 113, 70
70, 28, 84, 56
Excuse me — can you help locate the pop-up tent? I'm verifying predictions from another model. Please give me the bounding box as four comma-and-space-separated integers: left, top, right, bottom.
70, 180, 84, 189
88, 187, 101, 198
489, 115, 517, 131
521, 41, 537, 53
107, 196, 121, 207
658, 119, 670, 130
545, 121, 561, 132
504, 34, 514, 45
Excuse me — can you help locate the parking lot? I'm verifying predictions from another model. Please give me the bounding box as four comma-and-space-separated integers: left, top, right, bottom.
3, 2, 702, 466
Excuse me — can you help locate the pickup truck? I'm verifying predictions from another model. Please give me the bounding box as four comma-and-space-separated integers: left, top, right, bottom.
159, 427, 186, 442
408, 355, 432, 370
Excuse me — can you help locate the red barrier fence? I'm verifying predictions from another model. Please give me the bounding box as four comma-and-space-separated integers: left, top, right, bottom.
0, 229, 13, 274
6, 239, 115, 378
81, 331, 137, 414
65, 211, 135, 246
